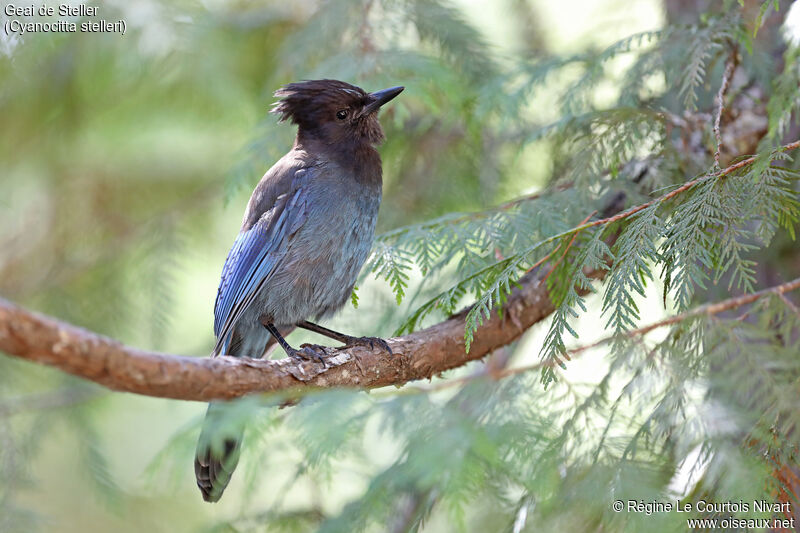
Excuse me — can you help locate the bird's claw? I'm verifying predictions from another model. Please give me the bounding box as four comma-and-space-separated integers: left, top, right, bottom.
345, 336, 393, 355
291, 344, 330, 366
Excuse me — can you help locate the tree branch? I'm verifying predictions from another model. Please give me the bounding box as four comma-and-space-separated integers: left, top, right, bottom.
0, 266, 604, 402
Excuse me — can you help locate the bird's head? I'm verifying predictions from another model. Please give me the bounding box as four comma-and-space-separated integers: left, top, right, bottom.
271, 79, 403, 146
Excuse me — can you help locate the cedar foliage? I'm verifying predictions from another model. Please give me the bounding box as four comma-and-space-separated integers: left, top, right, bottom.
1, 0, 800, 531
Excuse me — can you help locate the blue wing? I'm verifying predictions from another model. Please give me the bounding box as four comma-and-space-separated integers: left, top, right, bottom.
212, 173, 310, 356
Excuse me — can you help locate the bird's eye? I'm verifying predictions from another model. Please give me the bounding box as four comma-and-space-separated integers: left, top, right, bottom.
336, 109, 348, 120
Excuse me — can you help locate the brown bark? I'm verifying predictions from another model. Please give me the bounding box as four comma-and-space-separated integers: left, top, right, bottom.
0, 268, 602, 402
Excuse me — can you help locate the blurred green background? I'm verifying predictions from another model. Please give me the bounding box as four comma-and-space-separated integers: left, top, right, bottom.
4, 0, 794, 531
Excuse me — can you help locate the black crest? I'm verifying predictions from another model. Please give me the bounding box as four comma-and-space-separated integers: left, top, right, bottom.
270, 79, 393, 145
271, 79, 369, 126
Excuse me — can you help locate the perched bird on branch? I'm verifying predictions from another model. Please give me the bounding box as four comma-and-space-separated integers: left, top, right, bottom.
195, 79, 403, 502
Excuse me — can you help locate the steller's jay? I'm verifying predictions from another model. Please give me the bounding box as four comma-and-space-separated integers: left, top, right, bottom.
194, 79, 403, 502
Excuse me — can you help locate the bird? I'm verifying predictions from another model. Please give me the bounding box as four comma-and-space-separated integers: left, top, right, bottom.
194, 79, 403, 502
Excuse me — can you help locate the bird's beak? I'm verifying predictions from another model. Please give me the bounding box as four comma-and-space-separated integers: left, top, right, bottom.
363, 86, 404, 115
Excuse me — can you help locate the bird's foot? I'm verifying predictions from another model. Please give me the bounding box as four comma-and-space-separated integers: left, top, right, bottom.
290, 344, 331, 366
343, 336, 393, 355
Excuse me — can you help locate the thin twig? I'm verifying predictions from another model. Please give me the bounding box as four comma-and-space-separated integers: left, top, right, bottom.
568, 276, 800, 357
381, 135, 798, 247
579, 139, 800, 232
778, 293, 800, 318
713, 48, 738, 168
486, 140, 800, 286
525, 243, 560, 274
543, 210, 596, 283
412, 276, 800, 393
